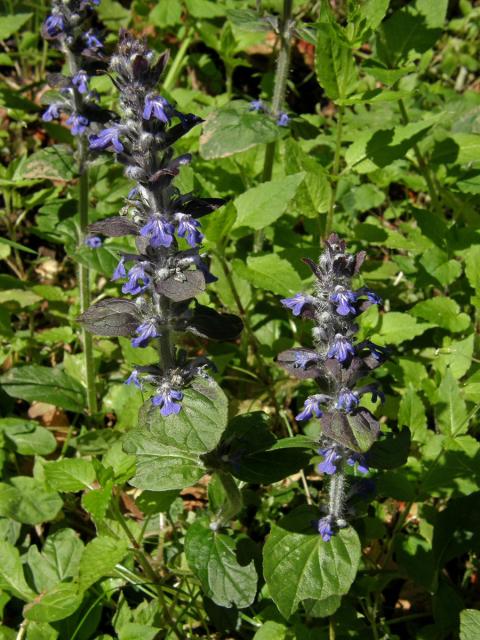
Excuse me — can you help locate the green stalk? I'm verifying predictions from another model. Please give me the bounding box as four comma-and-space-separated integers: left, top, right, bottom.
63, 48, 98, 415
78, 150, 98, 414
325, 105, 344, 238
254, 0, 294, 252
397, 98, 442, 215
162, 29, 194, 92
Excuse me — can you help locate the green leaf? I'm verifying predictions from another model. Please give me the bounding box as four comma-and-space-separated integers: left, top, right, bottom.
0, 477, 62, 525
411, 297, 470, 332
24, 584, 83, 623
345, 121, 434, 173
96, 0, 130, 29
370, 312, 433, 345
460, 609, 480, 640
253, 621, 288, 640
367, 428, 411, 469
149, 0, 182, 27
233, 254, 303, 297
449, 133, 480, 164
26, 529, 84, 593
464, 245, 480, 291
315, 22, 357, 100
200, 102, 281, 159
19, 146, 75, 182
44, 459, 96, 492
185, 519, 257, 608
0, 540, 37, 601
376, 0, 448, 66
135, 490, 179, 516
233, 173, 305, 231
79, 536, 129, 591
263, 506, 361, 619
219, 412, 312, 483
434, 369, 468, 437
398, 388, 427, 440
0, 13, 32, 40
124, 378, 228, 491
0, 365, 86, 413
185, 0, 225, 18
0, 418, 57, 455
419, 247, 462, 288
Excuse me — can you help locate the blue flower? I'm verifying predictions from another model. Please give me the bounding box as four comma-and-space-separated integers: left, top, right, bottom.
277, 112, 289, 127
249, 99, 264, 112
84, 235, 102, 248
72, 70, 89, 94
330, 286, 357, 316
89, 127, 124, 152
296, 395, 325, 421
125, 369, 142, 389
174, 213, 203, 247
347, 453, 369, 474
42, 104, 61, 122
318, 446, 342, 475
336, 389, 359, 413
66, 114, 89, 135
131, 320, 159, 348
358, 340, 388, 362
293, 350, 319, 369
122, 263, 150, 295
316, 516, 335, 542
44, 15, 64, 37
143, 95, 171, 123
128, 187, 139, 200
140, 216, 175, 248
327, 334, 355, 363
112, 257, 127, 281
152, 388, 183, 416
357, 286, 381, 305
84, 30, 103, 50
281, 293, 315, 317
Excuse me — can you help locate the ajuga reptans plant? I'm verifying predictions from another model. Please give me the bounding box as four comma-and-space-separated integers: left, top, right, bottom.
279, 234, 386, 541
42, 0, 113, 413
78, 33, 242, 414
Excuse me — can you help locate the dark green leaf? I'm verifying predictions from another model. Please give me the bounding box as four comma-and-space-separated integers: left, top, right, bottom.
263, 506, 361, 618
185, 519, 257, 608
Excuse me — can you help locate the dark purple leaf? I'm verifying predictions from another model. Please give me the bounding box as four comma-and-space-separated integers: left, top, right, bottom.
186, 304, 243, 341
156, 270, 206, 302
88, 217, 139, 237
277, 348, 323, 380
77, 298, 140, 337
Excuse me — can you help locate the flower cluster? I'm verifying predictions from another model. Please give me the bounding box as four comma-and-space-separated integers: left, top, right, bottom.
41, 0, 109, 141
78, 33, 242, 416
279, 235, 387, 541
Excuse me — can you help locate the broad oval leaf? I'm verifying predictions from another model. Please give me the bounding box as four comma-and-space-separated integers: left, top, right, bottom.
263, 505, 361, 619
124, 377, 228, 491
0, 365, 86, 413
321, 409, 380, 453
23, 583, 83, 623
185, 519, 257, 609
0, 477, 63, 525
200, 101, 282, 159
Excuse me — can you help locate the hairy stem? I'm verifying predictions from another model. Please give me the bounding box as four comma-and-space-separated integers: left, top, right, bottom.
325, 105, 344, 238
328, 463, 345, 520
254, 0, 294, 252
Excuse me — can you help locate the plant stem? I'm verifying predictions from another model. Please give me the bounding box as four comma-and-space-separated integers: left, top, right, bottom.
163, 29, 194, 92
325, 105, 344, 238
78, 153, 98, 415
397, 98, 441, 215
63, 47, 97, 414
254, 0, 294, 252
328, 465, 346, 519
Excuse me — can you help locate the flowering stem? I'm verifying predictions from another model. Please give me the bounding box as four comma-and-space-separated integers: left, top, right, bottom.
162, 28, 194, 92
328, 460, 345, 520
325, 105, 344, 238
254, 0, 293, 252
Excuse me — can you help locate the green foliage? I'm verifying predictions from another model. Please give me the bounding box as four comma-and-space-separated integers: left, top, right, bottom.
0, 0, 479, 637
